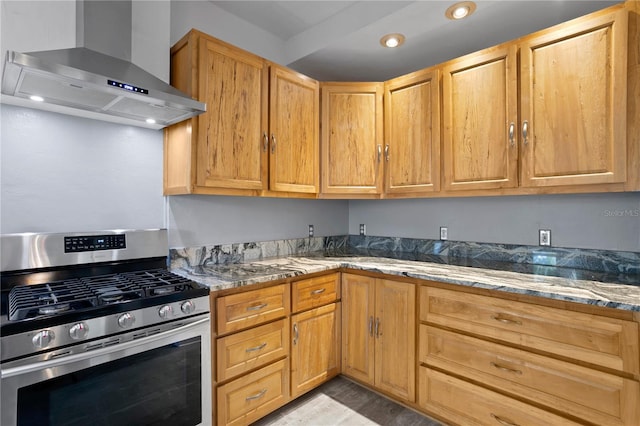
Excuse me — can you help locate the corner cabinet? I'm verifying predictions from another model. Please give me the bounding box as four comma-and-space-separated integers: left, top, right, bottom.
341, 273, 416, 402
442, 6, 629, 192
320, 82, 384, 196
165, 30, 319, 196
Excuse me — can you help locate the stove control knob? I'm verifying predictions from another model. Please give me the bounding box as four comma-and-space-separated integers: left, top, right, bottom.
32, 330, 55, 349
69, 322, 89, 340
181, 300, 196, 315
118, 312, 135, 329
158, 305, 173, 319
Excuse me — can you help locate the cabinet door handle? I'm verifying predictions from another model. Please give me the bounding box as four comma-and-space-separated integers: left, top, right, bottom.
377, 144, 382, 163
246, 303, 268, 312
271, 133, 277, 153
246, 342, 267, 353
491, 315, 522, 326
491, 413, 520, 426
490, 362, 522, 375
375, 317, 380, 338
263, 132, 268, 152
368, 316, 374, 337
522, 120, 529, 145
508, 122, 515, 147
311, 288, 326, 295
245, 389, 268, 401
384, 144, 390, 162
293, 323, 299, 345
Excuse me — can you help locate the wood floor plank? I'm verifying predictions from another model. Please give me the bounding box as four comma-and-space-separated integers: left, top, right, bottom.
251, 376, 443, 426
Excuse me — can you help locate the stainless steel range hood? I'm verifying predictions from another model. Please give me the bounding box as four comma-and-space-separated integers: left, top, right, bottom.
1, 47, 205, 129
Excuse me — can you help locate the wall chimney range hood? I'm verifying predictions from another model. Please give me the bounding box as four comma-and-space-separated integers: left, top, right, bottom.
1, 47, 205, 129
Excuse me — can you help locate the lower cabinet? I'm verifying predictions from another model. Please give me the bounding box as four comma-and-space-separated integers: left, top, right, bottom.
217, 359, 290, 426
291, 302, 341, 398
341, 273, 416, 402
419, 367, 583, 426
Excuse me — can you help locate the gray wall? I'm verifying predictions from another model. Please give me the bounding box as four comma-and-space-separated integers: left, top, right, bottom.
167, 196, 349, 248
0, 105, 165, 233
349, 193, 640, 252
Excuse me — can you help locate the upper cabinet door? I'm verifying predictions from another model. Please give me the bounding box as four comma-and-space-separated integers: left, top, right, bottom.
520, 8, 628, 187
442, 46, 519, 191
269, 64, 320, 193
320, 82, 384, 195
384, 69, 441, 195
196, 37, 268, 190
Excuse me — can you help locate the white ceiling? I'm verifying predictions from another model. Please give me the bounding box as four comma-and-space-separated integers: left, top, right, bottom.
211, 0, 620, 81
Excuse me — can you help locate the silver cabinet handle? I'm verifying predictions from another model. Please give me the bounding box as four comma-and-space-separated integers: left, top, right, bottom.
522, 120, 529, 145
368, 316, 374, 337
384, 145, 390, 162
508, 122, 515, 147
293, 323, 299, 345
246, 389, 267, 401
263, 132, 268, 152
247, 303, 267, 312
491, 413, 520, 426
375, 317, 380, 338
246, 342, 267, 353
377, 144, 382, 162
490, 362, 522, 375
311, 288, 326, 295
271, 133, 277, 153
491, 315, 522, 326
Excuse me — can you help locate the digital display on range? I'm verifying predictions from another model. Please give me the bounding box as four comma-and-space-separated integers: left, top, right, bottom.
107, 79, 149, 95
64, 234, 126, 253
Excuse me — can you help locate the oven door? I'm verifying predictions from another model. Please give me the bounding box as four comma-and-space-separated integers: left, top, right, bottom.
1, 315, 212, 426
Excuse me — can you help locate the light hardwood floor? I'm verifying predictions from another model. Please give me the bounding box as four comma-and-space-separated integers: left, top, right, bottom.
252, 376, 445, 426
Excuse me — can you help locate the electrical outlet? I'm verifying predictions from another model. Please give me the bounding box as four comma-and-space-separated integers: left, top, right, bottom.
440, 226, 448, 240
308, 224, 314, 237
539, 229, 551, 246
359, 224, 366, 236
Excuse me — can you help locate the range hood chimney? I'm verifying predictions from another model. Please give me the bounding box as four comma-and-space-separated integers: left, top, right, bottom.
0, 1, 205, 130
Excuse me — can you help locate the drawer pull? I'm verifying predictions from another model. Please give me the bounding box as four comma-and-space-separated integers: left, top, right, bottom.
245, 389, 267, 401
368, 317, 374, 337
245, 342, 267, 353
246, 303, 268, 312
311, 288, 326, 295
491, 413, 519, 426
375, 317, 380, 338
490, 362, 522, 375
491, 315, 522, 326
293, 323, 299, 345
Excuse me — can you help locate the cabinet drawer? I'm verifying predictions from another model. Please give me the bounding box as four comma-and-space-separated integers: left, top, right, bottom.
217, 319, 289, 382
292, 273, 340, 312
420, 286, 640, 374
217, 284, 290, 334
419, 367, 582, 426
217, 359, 289, 426
421, 325, 640, 426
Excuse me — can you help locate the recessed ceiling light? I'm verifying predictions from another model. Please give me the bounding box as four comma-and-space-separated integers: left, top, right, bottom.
146, 118, 156, 124
29, 95, 44, 102
380, 33, 405, 48
445, 1, 476, 20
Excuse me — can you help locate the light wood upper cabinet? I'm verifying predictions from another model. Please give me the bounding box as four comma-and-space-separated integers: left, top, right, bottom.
520, 7, 628, 187
165, 30, 319, 196
196, 36, 268, 191
269, 65, 320, 193
320, 83, 384, 195
342, 273, 415, 402
442, 45, 518, 191
385, 68, 441, 195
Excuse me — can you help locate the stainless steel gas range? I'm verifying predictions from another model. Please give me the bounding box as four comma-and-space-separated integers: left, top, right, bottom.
0, 229, 212, 426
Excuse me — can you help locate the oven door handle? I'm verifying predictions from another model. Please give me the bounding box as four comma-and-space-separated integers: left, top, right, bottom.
1, 316, 210, 379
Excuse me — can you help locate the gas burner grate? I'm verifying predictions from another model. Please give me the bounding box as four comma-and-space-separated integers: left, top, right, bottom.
7, 269, 199, 321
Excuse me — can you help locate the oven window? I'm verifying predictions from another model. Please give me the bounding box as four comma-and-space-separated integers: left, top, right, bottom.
17, 337, 202, 426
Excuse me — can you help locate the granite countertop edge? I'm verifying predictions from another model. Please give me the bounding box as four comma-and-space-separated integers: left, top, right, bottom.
171, 255, 640, 312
